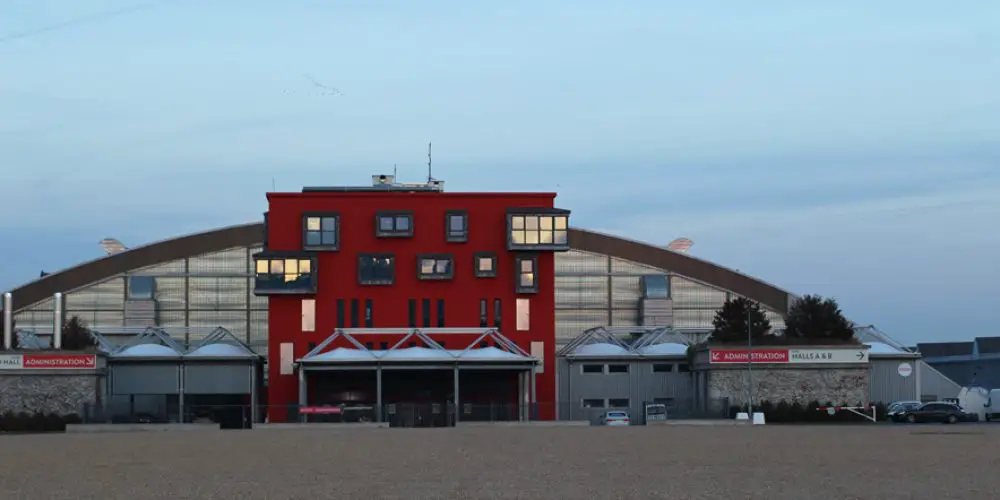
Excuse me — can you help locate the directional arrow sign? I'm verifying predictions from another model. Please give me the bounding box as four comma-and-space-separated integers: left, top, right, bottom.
788, 349, 869, 364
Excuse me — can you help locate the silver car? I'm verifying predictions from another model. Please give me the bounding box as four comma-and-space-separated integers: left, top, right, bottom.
602, 410, 631, 426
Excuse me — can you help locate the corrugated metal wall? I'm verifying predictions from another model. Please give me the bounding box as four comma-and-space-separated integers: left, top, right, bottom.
556, 358, 692, 423
869, 359, 917, 403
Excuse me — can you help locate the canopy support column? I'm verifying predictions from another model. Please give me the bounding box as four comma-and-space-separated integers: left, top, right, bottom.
453, 365, 461, 425
297, 366, 307, 422
376, 365, 383, 423
530, 365, 537, 421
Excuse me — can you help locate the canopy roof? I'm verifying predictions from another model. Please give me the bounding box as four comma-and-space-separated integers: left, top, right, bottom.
94, 326, 259, 360
299, 328, 536, 365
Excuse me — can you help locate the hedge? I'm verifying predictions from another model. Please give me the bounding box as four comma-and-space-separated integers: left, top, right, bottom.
0, 411, 83, 433
727, 400, 890, 423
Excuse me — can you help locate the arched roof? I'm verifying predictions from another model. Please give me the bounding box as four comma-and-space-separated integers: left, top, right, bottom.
5, 224, 792, 314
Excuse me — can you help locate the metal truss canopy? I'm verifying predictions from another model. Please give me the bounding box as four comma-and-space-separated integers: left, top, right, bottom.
559, 324, 914, 357
87, 326, 260, 359
299, 327, 536, 365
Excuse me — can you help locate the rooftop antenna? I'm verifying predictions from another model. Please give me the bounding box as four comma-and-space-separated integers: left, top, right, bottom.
271, 177, 276, 191
394, 164, 397, 179
427, 141, 433, 183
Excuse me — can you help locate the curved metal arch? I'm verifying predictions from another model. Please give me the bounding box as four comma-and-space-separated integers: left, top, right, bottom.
5, 224, 792, 314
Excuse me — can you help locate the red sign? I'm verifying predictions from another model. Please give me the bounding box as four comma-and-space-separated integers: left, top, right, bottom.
709, 349, 789, 364
22, 354, 97, 369
299, 406, 342, 415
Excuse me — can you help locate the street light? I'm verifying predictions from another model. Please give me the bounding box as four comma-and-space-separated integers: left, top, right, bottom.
747, 304, 754, 416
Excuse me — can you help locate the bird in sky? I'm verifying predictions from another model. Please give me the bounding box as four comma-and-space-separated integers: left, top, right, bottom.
303, 74, 343, 96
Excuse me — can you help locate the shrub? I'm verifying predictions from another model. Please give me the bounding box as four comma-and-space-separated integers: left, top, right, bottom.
0, 411, 80, 433
725, 399, 882, 423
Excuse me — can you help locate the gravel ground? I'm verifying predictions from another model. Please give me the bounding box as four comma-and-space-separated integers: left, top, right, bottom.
0, 424, 997, 499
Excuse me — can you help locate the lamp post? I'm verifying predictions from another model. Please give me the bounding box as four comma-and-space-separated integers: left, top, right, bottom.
747, 305, 753, 415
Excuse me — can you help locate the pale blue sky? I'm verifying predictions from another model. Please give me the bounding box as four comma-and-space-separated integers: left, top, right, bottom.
1, 0, 997, 343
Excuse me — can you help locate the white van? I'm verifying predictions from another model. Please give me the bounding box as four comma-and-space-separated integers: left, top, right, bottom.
985, 389, 1000, 422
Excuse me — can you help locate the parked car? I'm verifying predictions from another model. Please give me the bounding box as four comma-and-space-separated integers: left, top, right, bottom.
891, 402, 968, 424
602, 410, 631, 426
886, 401, 922, 419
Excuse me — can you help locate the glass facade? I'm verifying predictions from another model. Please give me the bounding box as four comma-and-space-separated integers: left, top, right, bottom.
10, 247, 785, 352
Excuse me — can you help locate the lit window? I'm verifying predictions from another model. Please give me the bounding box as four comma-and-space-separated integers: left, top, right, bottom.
303, 213, 339, 250
474, 252, 496, 278
253, 253, 316, 295
358, 254, 395, 285
375, 212, 413, 238
417, 254, 454, 280
516, 298, 530, 331
507, 210, 570, 250
445, 211, 468, 242
515, 256, 537, 293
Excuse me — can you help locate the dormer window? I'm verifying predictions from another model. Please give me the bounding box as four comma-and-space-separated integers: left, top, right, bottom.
507, 208, 571, 251
376, 211, 414, 238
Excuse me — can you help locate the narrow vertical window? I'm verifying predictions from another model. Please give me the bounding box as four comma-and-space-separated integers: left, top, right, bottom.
350, 299, 359, 328
437, 299, 445, 328
516, 298, 530, 331
515, 256, 538, 293
301, 299, 316, 332
493, 299, 502, 329
336, 299, 345, 329
365, 299, 373, 328
408, 299, 417, 328
479, 299, 488, 327
279, 343, 294, 375
422, 299, 431, 328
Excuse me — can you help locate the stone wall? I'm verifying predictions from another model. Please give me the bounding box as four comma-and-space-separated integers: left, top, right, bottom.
0, 374, 101, 416
708, 368, 868, 407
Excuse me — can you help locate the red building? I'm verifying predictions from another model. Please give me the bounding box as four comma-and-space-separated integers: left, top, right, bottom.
254, 175, 570, 423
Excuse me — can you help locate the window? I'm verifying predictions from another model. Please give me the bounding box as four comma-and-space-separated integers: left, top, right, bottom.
422, 299, 431, 328
127, 275, 155, 300
358, 254, 394, 285
640, 275, 670, 299
380, 342, 388, 350
474, 252, 497, 278
375, 211, 413, 238
678, 363, 690, 373
253, 253, 316, 295
479, 299, 488, 327
303, 213, 340, 250
582, 364, 603, 374
350, 299, 359, 328
408, 299, 417, 328
653, 398, 675, 406
493, 299, 501, 329
608, 364, 629, 374
652, 364, 673, 373
445, 211, 468, 242
516, 298, 530, 331
336, 299, 345, 328
608, 398, 630, 408
582, 398, 605, 408
365, 299, 373, 328
437, 299, 445, 327
507, 209, 571, 251
479, 341, 489, 348
365, 342, 373, 349
301, 299, 316, 332
515, 256, 537, 293
417, 254, 454, 280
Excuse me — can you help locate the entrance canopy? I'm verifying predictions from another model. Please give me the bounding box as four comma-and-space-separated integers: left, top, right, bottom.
299, 327, 537, 370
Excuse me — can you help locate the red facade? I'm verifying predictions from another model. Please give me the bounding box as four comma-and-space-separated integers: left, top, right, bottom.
258, 185, 567, 422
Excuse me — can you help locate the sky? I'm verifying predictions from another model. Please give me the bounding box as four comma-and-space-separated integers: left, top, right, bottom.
1, 0, 997, 343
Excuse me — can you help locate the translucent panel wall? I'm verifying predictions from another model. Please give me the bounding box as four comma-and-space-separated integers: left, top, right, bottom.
12, 246, 267, 349
553, 250, 787, 342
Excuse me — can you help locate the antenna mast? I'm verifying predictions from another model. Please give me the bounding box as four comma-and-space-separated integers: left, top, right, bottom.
427, 141, 433, 183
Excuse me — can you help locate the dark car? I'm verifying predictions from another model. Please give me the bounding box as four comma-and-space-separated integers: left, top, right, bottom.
892, 402, 967, 424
